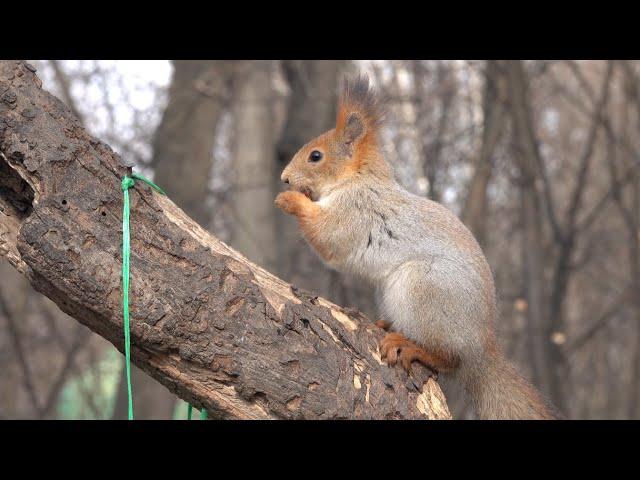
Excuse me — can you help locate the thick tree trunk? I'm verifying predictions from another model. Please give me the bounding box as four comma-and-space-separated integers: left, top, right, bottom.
505, 60, 564, 411
229, 60, 279, 273
152, 60, 232, 226
0, 61, 449, 419
461, 60, 507, 245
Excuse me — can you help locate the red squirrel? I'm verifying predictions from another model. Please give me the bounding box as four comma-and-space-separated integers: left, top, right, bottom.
275, 74, 556, 419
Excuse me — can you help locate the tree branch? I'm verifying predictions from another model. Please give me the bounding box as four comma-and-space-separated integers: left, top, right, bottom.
0, 60, 450, 420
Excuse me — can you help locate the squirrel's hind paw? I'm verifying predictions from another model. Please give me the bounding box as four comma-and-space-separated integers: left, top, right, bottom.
374, 319, 391, 330
380, 332, 440, 377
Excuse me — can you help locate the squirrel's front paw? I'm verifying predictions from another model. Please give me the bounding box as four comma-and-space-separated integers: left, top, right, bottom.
275, 190, 307, 215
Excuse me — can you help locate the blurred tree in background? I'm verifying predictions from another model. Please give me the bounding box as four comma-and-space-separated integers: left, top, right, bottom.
1, 59, 638, 419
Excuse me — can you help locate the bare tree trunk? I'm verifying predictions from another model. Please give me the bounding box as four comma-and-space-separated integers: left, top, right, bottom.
0, 60, 450, 420
505, 61, 614, 416
611, 64, 640, 417
413, 61, 456, 203
628, 176, 640, 418
113, 60, 233, 419
0, 269, 39, 415
461, 60, 507, 245
229, 61, 279, 273
152, 60, 232, 226
505, 60, 561, 407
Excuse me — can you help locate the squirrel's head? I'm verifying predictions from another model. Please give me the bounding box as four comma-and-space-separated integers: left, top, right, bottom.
280, 74, 390, 201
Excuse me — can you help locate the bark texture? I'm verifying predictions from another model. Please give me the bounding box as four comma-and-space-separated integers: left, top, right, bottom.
0, 61, 450, 420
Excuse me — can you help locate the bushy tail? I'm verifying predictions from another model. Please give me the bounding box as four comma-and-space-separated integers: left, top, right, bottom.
463, 352, 557, 420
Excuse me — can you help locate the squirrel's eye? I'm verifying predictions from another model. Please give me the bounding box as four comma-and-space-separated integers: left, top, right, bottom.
309, 150, 323, 163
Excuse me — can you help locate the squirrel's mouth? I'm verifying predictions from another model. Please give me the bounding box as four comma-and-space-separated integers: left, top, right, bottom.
296, 186, 316, 201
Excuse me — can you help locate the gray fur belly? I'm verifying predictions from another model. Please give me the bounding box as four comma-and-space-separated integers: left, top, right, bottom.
377, 257, 487, 361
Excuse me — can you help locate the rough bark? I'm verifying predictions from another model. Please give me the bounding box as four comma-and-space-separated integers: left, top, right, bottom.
0, 60, 450, 420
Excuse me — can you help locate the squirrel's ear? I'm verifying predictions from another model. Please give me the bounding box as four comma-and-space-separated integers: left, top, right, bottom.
343, 112, 365, 145
336, 74, 386, 153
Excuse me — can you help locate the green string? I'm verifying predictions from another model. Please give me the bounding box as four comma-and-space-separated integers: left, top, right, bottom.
121, 171, 206, 421
186, 403, 208, 420
120, 172, 165, 420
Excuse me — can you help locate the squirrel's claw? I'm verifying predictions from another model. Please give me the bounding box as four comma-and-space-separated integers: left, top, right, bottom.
399, 346, 433, 373
380, 332, 405, 366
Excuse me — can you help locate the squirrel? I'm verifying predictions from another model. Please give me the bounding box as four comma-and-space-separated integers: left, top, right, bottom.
275, 74, 556, 420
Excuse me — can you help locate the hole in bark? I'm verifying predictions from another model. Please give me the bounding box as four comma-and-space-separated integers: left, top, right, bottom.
101, 211, 106, 217
61, 199, 67, 205
301, 318, 310, 328
0, 153, 35, 219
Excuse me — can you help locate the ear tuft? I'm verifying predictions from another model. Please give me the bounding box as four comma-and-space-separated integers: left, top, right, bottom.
344, 112, 364, 144
336, 74, 387, 143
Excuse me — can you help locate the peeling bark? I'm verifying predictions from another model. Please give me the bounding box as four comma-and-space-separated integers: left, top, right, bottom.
0, 60, 450, 420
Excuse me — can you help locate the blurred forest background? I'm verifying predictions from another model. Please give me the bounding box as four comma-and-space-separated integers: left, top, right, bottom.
1, 60, 638, 419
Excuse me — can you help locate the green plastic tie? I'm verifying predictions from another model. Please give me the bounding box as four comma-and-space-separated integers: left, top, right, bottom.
186, 403, 208, 420
120, 172, 165, 420
121, 171, 205, 421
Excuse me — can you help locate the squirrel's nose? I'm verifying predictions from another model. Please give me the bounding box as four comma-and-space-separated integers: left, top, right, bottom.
281, 171, 290, 184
